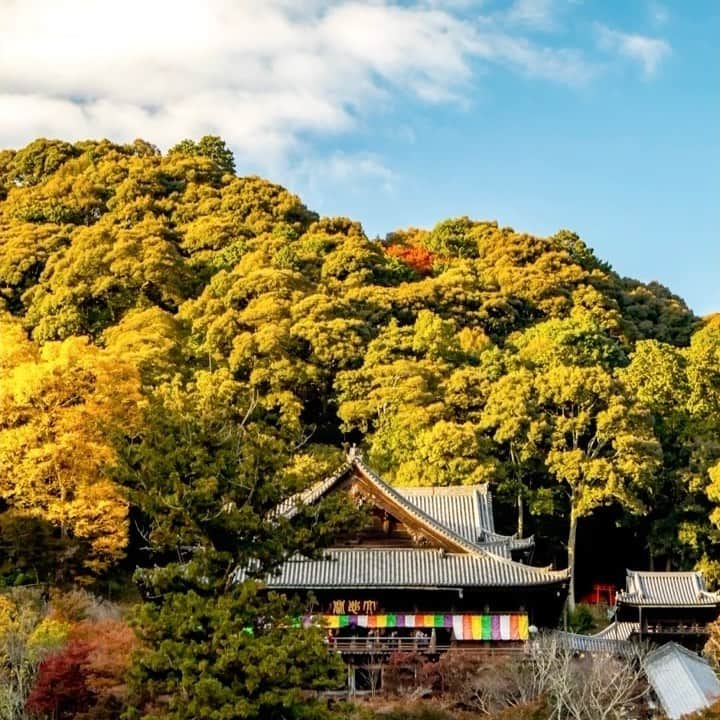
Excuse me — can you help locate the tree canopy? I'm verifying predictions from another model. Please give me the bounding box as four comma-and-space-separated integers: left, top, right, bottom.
0, 136, 718, 716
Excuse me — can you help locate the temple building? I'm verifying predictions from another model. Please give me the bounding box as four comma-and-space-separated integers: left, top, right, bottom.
260, 449, 569, 682
615, 569, 720, 652
558, 569, 720, 656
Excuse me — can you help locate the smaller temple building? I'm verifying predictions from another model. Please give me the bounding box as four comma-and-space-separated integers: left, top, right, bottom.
615, 570, 720, 652
557, 569, 720, 657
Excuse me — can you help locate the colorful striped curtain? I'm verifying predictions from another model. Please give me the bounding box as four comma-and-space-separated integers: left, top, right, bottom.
312, 613, 529, 641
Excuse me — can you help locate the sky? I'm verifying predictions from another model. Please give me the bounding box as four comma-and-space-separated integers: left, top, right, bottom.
1, 0, 718, 314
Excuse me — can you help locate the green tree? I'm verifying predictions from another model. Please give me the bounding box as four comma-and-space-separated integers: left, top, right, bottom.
485, 317, 661, 609
684, 316, 720, 582
122, 371, 363, 719
536, 363, 660, 609
169, 135, 236, 174
481, 367, 544, 538
128, 587, 343, 720
619, 340, 698, 569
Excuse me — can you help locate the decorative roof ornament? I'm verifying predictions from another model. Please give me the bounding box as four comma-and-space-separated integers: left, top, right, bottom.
346, 443, 363, 462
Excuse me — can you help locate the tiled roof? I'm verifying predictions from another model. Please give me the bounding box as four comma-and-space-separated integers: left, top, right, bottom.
617, 570, 720, 608
395, 485, 494, 543
262, 548, 569, 589
279, 451, 534, 556
394, 486, 534, 553
644, 642, 720, 719
556, 621, 639, 655
593, 621, 640, 640
255, 450, 569, 590
349, 456, 485, 554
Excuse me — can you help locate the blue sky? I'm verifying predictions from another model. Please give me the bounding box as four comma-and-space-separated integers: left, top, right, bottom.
1, 0, 718, 314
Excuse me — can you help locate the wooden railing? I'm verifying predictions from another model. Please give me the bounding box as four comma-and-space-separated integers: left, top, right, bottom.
329, 638, 525, 655
641, 624, 709, 636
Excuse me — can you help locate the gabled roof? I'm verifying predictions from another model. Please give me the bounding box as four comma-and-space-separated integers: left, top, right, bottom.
261, 449, 569, 591
617, 570, 720, 608
395, 484, 497, 538
644, 642, 720, 719
345, 454, 484, 554
264, 548, 569, 589
279, 448, 533, 557
394, 485, 534, 555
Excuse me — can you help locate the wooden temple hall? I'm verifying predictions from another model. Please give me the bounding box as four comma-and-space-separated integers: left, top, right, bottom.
615, 570, 720, 652
259, 448, 569, 682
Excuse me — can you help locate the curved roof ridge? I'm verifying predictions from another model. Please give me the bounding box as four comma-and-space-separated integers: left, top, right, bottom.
352, 455, 488, 555
352, 457, 568, 579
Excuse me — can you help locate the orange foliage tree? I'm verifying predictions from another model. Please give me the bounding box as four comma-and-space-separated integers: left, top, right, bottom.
385, 243, 436, 276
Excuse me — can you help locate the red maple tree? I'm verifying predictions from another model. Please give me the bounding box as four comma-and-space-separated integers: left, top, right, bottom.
26, 640, 92, 719
385, 243, 436, 276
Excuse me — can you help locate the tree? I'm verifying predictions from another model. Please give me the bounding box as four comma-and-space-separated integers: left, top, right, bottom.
25, 639, 93, 719
525, 633, 649, 720
536, 363, 660, 610
0, 323, 143, 580
24, 215, 191, 341
169, 135, 236, 174
685, 316, 720, 582
121, 370, 363, 719
394, 420, 500, 487
486, 317, 661, 610
481, 367, 544, 538
425, 216, 479, 258
4, 138, 77, 186
28, 617, 139, 720
619, 340, 701, 569
384, 243, 435, 277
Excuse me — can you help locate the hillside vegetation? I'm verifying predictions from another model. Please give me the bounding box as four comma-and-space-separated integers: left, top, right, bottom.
0, 137, 719, 718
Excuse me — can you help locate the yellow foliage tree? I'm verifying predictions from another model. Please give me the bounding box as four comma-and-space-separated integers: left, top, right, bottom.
0, 323, 143, 579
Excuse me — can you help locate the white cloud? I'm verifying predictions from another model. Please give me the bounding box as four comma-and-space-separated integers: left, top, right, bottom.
0, 0, 593, 172
299, 151, 397, 194
504, 0, 558, 31
596, 24, 670, 77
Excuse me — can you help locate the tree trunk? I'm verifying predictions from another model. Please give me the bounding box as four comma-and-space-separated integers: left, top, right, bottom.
567, 508, 578, 614
517, 487, 524, 539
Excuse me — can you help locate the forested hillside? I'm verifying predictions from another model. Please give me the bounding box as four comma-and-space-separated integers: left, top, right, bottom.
1, 137, 719, 718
